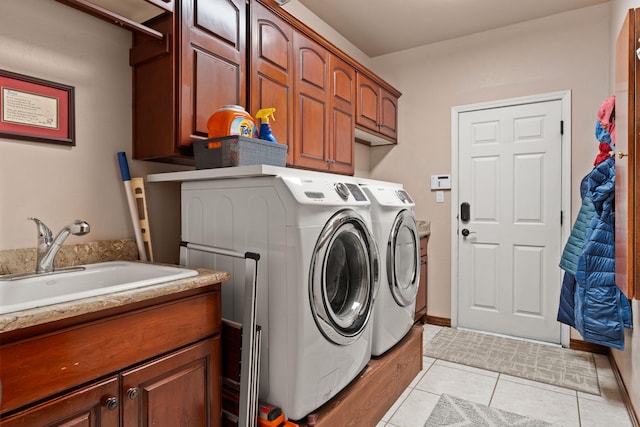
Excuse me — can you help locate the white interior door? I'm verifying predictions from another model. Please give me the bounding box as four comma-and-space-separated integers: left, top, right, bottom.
456, 99, 564, 344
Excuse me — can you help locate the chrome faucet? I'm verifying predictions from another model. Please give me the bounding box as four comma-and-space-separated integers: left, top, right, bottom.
29, 218, 90, 273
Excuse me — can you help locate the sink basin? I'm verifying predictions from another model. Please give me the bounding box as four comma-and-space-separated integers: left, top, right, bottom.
0, 261, 198, 315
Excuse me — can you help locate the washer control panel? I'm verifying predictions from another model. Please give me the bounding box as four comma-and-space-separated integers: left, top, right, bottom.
281, 176, 370, 206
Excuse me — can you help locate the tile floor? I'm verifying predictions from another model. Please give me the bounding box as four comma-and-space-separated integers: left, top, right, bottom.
377, 324, 633, 427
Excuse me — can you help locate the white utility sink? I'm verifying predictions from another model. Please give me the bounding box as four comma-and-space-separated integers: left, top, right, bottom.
0, 261, 198, 315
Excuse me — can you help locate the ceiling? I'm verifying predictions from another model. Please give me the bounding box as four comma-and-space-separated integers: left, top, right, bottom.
297, 0, 609, 57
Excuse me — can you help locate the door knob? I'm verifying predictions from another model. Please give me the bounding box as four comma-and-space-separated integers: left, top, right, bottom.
618, 152, 629, 159
461, 228, 475, 237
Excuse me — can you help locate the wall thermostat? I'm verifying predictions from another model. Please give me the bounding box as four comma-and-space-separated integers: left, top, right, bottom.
430, 174, 451, 190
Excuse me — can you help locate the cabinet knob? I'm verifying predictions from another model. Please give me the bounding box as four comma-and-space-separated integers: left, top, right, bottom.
105, 396, 120, 411
127, 387, 140, 400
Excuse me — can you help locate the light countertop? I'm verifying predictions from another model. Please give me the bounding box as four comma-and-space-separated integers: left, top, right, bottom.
0, 268, 229, 333
0, 240, 230, 333
417, 220, 431, 238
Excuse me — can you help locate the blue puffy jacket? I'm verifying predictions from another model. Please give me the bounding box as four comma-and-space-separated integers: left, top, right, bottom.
557, 175, 595, 328
559, 175, 596, 275
574, 157, 632, 350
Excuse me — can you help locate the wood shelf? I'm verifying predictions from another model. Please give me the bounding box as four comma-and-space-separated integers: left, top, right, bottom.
295, 325, 423, 426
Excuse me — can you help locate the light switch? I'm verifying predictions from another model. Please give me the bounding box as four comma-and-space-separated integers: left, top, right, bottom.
436, 191, 444, 203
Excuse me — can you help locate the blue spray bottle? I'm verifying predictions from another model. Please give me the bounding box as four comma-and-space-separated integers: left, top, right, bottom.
256, 108, 278, 143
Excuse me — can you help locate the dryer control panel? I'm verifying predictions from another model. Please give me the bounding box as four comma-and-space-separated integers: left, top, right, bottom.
360, 184, 415, 208
280, 176, 371, 206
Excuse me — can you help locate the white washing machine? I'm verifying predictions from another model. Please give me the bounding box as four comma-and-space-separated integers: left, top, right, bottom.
150, 166, 379, 420
358, 179, 420, 356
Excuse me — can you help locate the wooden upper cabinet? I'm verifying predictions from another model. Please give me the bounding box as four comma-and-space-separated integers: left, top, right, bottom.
131, 0, 246, 161
380, 87, 398, 139
329, 55, 356, 175
181, 0, 246, 146
356, 73, 380, 131
127, 0, 398, 166
293, 32, 331, 171
292, 32, 355, 174
356, 72, 399, 144
250, 1, 294, 164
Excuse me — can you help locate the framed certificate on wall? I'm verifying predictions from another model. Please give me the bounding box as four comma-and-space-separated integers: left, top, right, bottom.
0, 69, 75, 146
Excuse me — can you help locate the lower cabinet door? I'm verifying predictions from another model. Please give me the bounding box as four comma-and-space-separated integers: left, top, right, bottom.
1, 376, 120, 427
121, 337, 221, 427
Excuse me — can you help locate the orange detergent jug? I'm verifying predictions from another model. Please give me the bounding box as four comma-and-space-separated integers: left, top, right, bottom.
207, 105, 258, 138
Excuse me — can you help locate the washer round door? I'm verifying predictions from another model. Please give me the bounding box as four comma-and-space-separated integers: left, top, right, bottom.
387, 210, 420, 307
309, 209, 379, 346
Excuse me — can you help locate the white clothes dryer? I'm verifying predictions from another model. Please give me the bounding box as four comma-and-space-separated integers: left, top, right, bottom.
358, 179, 420, 356
158, 167, 379, 421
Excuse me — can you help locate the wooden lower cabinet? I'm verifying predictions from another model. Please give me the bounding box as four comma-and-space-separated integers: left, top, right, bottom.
122, 338, 220, 426
1, 377, 120, 427
0, 286, 222, 427
414, 235, 428, 322
2, 339, 219, 426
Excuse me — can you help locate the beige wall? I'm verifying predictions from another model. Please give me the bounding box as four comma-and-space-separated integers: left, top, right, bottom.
1, 0, 637, 416
368, 4, 611, 320
610, 0, 640, 418
0, 0, 186, 262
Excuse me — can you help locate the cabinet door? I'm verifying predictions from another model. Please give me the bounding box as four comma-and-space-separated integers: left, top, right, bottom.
379, 87, 398, 140
180, 0, 247, 147
329, 55, 355, 175
356, 72, 380, 133
132, 14, 177, 160
293, 31, 331, 171
250, 1, 294, 163
122, 337, 221, 427
1, 377, 120, 427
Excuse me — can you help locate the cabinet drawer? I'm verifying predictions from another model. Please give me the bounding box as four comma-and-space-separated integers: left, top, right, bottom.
1, 289, 221, 415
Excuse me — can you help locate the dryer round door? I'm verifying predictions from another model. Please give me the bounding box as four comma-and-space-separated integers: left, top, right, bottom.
387, 210, 420, 307
309, 209, 379, 346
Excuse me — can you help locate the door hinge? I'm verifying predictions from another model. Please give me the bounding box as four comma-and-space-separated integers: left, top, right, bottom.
560, 120, 564, 135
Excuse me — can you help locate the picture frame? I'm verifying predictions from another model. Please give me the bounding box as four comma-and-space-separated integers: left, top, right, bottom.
0, 69, 75, 146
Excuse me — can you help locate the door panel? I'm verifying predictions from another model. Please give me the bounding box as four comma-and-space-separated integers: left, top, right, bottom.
458, 100, 563, 344
470, 243, 499, 310
513, 245, 544, 316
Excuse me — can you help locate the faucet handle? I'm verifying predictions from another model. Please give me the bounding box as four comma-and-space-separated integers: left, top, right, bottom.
28, 217, 53, 244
